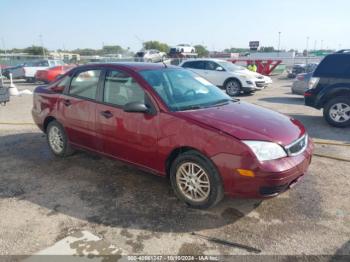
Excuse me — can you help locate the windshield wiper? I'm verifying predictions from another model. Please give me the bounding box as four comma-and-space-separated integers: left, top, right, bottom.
208, 98, 239, 107
178, 105, 203, 111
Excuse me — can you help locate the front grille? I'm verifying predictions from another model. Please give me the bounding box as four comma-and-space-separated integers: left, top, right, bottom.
285, 134, 308, 156
255, 81, 265, 87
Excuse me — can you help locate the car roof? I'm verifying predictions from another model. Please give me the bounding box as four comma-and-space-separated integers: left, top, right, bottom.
181, 58, 226, 63
82, 62, 178, 71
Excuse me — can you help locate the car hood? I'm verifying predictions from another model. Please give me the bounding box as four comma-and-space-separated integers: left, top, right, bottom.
230, 69, 265, 79
177, 101, 305, 146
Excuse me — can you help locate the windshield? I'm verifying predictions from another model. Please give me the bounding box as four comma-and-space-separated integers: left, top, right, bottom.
140, 69, 233, 111
217, 61, 245, 71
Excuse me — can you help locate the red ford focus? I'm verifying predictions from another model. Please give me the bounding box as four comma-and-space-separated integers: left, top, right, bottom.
32, 63, 313, 208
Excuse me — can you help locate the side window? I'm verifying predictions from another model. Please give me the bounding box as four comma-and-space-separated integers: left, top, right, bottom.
103, 70, 145, 106
69, 69, 101, 100
194, 61, 205, 70
206, 61, 220, 71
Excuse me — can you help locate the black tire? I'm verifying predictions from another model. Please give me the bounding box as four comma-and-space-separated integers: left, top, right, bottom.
170, 150, 224, 209
323, 97, 350, 127
46, 120, 75, 157
225, 79, 241, 96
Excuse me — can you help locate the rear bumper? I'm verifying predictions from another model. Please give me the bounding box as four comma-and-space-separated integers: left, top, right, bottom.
304, 91, 320, 109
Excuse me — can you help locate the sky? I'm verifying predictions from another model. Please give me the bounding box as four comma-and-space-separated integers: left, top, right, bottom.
1, 0, 349, 52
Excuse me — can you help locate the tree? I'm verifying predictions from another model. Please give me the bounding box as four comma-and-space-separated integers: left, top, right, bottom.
23, 45, 49, 55
194, 45, 209, 57
101, 45, 124, 55
223, 47, 250, 53
143, 41, 169, 53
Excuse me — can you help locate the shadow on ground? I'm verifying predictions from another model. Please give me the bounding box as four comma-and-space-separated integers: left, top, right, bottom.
259, 96, 304, 105
289, 114, 350, 142
0, 132, 264, 233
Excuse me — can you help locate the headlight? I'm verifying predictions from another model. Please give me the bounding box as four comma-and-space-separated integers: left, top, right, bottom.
242, 141, 287, 161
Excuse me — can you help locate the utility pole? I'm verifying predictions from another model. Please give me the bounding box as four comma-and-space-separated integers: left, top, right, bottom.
39, 34, 46, 58
278, 32, 281, 56
306, 36, 309, 64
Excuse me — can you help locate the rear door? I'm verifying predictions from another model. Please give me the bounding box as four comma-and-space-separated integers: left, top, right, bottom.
95, 69, 159, 170
58, 68, 102, 150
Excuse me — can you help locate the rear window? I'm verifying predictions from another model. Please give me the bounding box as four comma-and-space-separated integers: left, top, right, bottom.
313, 54, 350, 78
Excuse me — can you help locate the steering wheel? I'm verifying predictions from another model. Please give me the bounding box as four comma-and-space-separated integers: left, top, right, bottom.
183, 89, 196, 97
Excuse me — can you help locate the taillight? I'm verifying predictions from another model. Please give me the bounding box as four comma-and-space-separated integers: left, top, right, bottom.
308, 77, 320, 89
296, 74, 304, 81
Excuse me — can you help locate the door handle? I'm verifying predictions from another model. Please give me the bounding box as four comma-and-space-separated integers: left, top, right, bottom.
63, 99, 71, 107
100, 110, 113, 119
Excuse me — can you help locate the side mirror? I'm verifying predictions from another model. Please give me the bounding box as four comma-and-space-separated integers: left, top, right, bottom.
216, 66, 224, 71
123, 102, 149, 113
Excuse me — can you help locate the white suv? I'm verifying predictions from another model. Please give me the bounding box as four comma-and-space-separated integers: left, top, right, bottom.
180, 59, 272, 96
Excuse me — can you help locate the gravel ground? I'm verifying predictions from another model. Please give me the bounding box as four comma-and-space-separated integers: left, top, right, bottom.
0, 76, 349, 258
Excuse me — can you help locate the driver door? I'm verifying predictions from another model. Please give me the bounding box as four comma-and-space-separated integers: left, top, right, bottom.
95, 69, 159, 170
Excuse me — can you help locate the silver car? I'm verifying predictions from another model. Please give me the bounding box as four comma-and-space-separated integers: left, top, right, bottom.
134, 49, 167, 63
291, 72, 313, 95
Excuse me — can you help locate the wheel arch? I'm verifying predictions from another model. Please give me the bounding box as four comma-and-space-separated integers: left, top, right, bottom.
165, 146, 209, 178
223, 77, 242, 88
43, 116, 57, 133
319, 87, 350, 108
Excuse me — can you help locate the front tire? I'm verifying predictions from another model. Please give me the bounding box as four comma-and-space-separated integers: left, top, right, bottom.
47, 120, 75, 157
323, 97, 350, 127
170, 150, 224, 209
225, 79, 241, 96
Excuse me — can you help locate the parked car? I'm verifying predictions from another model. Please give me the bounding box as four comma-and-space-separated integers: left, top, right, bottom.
305, 50, 350, 127
287, 63, 318, 78
2, 63, 26, 79
170, 44, 196, 54
35, 65, 76, 83
11, 59, 65, 82
180, 59, 272, 96
134, 50, 167, 63
291, 72, 313, 95
32, 63, 313, 208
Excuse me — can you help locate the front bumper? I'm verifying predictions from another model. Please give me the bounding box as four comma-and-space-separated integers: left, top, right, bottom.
211, 138, 313, 198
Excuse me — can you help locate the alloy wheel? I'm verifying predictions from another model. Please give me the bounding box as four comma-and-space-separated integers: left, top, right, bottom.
329, 103, 350, 123
176, 162, 210, 202
226, 81, 240, 96
48, 126, 64, 153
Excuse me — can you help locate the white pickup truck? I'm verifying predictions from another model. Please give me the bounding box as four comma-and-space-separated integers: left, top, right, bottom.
11, 59, 65, 82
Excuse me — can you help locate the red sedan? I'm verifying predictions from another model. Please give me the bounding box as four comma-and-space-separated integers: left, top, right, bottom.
32, 63, 313, 208
35, 65, 75, 83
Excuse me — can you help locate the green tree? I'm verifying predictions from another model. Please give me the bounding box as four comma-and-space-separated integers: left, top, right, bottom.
23, 45, 49, 55
143, 41, 169, 53
223, 47, 250, 53
101, 45, 124, 55
73, 48, 98, 56
194, 45, 209, 57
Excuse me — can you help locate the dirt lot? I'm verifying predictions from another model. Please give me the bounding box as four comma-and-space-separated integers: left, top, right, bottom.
0, 77, 349, 258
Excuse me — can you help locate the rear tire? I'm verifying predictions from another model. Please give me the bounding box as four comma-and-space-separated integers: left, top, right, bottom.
323, 97, 350, 127
46, 120, 75, 157
170, 150, 224, 209
225, 79, 241, 96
